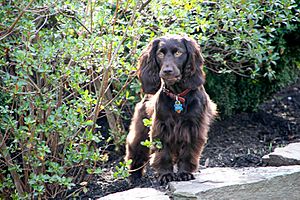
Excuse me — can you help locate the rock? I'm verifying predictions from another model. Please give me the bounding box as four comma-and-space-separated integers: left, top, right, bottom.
169, 166, 300, 200
262, 142, 300, 166
98, 188, 169, 200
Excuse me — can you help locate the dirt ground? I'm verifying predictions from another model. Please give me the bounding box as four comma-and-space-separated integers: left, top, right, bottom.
76, 80, 300, 199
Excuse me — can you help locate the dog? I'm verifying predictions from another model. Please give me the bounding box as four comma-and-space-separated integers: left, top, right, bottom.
125, 35, 216, 184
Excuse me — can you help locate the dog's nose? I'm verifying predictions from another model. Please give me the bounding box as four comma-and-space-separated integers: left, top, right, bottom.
163, 68, 173, 74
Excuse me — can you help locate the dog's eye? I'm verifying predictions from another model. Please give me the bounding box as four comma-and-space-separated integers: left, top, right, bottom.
157, 52, 164, 58
174, 51, 182, 57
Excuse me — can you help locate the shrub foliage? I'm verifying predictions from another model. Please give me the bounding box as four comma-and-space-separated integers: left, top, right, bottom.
0, 0, 299, 198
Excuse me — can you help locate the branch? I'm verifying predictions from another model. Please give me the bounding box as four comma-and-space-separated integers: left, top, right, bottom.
103, 72, 137, 108
139, 0, 152, 12
61, 11, 92, 35
0, 134, 25, 196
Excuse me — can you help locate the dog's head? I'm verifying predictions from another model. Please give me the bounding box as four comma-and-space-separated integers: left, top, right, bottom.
138, 35, 205, 94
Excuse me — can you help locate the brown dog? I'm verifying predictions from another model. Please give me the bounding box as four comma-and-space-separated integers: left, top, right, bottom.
125, 35, 216, 184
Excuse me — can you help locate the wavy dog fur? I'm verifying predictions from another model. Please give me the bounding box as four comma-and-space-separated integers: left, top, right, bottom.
125, 35, 216, 184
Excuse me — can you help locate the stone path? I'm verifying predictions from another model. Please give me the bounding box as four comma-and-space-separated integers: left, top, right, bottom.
99, 143, 300, 200
170, 166, 300, 200
262, 142, 300, 166
99, 165, 300, 200
98, 187, 169, 200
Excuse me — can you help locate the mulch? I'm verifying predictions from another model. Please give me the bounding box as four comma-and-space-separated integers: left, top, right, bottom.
75, 80, 300, 199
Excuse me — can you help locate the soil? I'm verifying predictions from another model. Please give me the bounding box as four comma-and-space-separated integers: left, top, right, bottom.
75, 80, 300, 199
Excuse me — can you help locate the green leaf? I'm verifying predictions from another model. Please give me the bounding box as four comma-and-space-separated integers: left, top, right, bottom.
140, 139, 152, 148
85, 120, 94, 126
142, 118, 152, 127
83, 186, 88, 194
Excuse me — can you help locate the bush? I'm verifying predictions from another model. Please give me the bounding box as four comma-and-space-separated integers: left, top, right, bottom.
0, 1, 142, 198
138, 0, 300, 115
0, 0, 299, 198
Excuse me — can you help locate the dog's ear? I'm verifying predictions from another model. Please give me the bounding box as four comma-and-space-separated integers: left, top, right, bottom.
182, 36, 205, 89
137, 39, 161, 94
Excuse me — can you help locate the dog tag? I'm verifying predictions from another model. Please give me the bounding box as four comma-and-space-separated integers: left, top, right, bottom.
174, 100, 183, 113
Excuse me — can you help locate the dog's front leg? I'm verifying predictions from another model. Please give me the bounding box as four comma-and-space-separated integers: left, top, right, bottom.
150, 119, 175, 185
176, 121, 207, 181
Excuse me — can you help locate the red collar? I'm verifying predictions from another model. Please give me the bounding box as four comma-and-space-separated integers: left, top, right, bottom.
162, 87, 192, 103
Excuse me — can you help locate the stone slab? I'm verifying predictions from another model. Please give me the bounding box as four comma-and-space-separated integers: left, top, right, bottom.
98, 188, 169, 200
263, 142, 300, 166
169, 166, 300, 200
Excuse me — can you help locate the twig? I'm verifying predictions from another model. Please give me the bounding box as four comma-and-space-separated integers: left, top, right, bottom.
139, 0, 152, 12
103, 72, 137, 108
226, 64, 250, 78
35, 15, 48, 35
64, 187, 84, 199
90, 0, 93, 33
33, 11, 59, 22
27, 75, 41, 94
61, 12, 92, 35
128, 160, 150, 172
204, 65, 220, 74
25, 0, 58, 13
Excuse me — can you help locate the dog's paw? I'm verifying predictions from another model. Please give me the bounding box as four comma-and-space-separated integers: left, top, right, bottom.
158, 172, 176, 185
176, 172, 195, 181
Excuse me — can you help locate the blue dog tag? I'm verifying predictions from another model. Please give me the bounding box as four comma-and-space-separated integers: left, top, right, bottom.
174, 100, 183, 113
